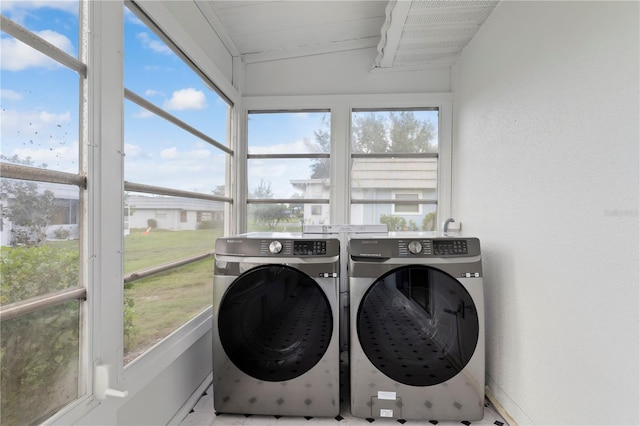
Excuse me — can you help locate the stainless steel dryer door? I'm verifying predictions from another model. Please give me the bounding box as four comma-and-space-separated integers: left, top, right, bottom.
218, 264, 333, 382
357, 265, 479, 386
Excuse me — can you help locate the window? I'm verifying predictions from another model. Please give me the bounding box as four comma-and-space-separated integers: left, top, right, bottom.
247, 111, 330, 231
1, 2, 86, 424
122, 4, 232, 364
350, 109, 438, 232
393, 193, 421, 214
198, 211, 213, 222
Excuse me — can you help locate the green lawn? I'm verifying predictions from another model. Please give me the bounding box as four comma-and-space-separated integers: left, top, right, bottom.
122, 228, 222, 362
124, 228, 219, 272
123, 258, 214, 363
46, 227, 223, 363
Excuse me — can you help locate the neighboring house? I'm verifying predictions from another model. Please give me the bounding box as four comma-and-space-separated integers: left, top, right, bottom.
291, 158, 437, 228
126, 195, 224, 231
0, 185, 224, 246
289, 178, 330, 225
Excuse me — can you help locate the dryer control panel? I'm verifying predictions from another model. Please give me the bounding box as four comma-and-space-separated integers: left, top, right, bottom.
350, 237, 480, 258
398, 238, 474, 257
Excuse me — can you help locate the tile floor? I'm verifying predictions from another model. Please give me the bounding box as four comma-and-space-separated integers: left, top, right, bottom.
180, 359, 509, 426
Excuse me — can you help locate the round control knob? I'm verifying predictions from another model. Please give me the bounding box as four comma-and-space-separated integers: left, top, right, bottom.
408, 241, 423, 255
269, 241, 283, 254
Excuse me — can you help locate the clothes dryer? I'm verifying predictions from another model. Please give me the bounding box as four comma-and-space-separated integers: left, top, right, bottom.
348, 234, 484, 421
213, 233, 340, 417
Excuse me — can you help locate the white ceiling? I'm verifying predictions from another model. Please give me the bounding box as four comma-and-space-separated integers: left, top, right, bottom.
195, 0, 499, 71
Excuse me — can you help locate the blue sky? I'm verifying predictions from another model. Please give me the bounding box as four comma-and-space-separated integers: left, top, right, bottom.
0, 1, 327, 198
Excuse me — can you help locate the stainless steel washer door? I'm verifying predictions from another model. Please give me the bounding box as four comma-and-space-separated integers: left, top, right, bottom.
357, 265, 479, 386
218, 264, 333, 382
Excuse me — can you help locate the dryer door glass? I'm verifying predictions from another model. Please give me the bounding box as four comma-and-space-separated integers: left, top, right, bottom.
357, 265, 479, 386
218, 265, 333, 382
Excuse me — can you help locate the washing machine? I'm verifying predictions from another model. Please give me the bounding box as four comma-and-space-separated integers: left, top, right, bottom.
348, 233, 484, 421
213, 233, 341, 417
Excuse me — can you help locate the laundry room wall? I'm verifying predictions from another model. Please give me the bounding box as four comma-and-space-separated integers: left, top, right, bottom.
452, 1, 639, 425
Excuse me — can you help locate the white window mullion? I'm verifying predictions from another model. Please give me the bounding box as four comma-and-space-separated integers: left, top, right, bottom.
331, 105, 350, 225
87, 0, 125, 377
437, 100, 453, 227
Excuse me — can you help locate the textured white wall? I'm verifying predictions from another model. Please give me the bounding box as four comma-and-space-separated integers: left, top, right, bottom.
453, 1, 639, 424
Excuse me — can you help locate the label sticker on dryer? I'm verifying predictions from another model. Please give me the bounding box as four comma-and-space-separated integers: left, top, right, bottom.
377, 391, 396, 400
380, 409, 394, 417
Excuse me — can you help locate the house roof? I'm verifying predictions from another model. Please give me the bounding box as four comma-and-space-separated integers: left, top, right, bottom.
126, 195, 224, 211
351, 158, 437, 189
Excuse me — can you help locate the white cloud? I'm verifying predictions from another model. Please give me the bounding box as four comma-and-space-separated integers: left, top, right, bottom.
10, 146, 78, 172
1, 109, 71, 135
163, 88, 207, 111
144, 89, 163, 97
1, 29, 75, 71
248, 139, 315, 155
124, 149, 224, 193
124, 8, 143, 26
124, 143, 151, 159
132, 108, 155, 119
160, 147, 211, 161
1, 1, 78, 25
1, 89, 24, 101
160, 147, 178, 159
136, 32, 172, 55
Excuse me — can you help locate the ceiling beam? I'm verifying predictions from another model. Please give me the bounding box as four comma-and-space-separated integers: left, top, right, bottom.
373, 0, 413, 69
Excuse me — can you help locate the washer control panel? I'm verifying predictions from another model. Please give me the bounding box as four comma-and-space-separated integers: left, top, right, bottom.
261, 240, 328, 256
292, 240, 327, 255
215, 237, 338, 257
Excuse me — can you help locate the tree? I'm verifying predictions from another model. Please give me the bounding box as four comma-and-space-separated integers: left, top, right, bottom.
351, 111, 436, 154
1, 179, 55, 246
250, 179, 274, 199
212, 185, 225, 196
250, 180, 290, 229
389, 111, 436, 153
306, 113, 331, 179
352, 112, 388, 153
309, 131, 330, 179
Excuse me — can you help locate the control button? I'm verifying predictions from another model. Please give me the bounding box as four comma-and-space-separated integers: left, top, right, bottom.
408, 240, 423, 255
269, 241, 283, 254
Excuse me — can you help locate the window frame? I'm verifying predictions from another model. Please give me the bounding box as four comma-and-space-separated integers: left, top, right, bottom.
244, 109, 331, 233
120, 1, 234, 365
0, 5, 90, 422
241, 94, 453, 231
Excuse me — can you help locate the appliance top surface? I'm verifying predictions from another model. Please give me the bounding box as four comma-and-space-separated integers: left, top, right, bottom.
350, 231, 453, 238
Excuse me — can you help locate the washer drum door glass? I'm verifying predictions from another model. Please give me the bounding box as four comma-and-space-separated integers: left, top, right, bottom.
357, 265, 479, 386
218, 265, 333, 382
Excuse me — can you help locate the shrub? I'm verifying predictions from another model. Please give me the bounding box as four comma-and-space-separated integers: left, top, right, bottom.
1, 246, 80, 425
380, 214, 407, 231
422, 212, 436, 231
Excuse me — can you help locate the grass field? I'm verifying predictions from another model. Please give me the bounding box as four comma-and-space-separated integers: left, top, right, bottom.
124, 227, 218, 272
44, 227, 222, 363
122, 228, 222, 362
